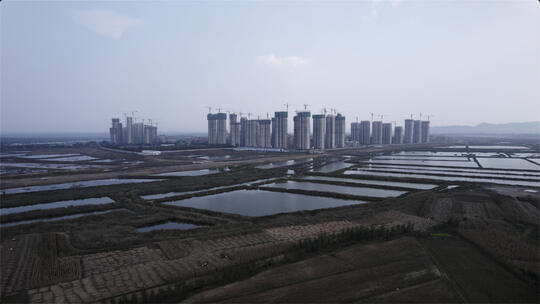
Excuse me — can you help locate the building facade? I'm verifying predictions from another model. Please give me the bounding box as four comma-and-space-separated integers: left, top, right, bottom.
403, 119, 414, 144
413, 120, 422, 144
272, 111, 288, 149
360, 120, 371, 145
258, 119, 272, 148
393, 126, 403, 144
294, 111, 311, 150
371, 121, 383, 145
325, 114, 335, 149
421, 121, 430, 143
312, 114, 326, 150
335, 114, 346, 148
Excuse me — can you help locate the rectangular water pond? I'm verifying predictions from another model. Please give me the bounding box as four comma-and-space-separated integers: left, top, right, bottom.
376, 156, 469, 161
266, 181, 406, 198
140, 178, 281, 200
477, 158, 539, 170
0, 209, 125, 228
45, 155, 98, 162
0, 162, 99, 170
1, 197, 114, 215
137, 221, 200, 232
311, 161, 353, 173
343, 171, 540, 187
20, 153, 80, 159
364, 164, 540, 177
356, 168, 539, 180
366, 159, 479, 168
302, 176, 437, 189
255, 159, 312, 169
163, 190, 366, 216
152, 168, 223, 177
444, 145, 529, 150
2, 178, 164, 195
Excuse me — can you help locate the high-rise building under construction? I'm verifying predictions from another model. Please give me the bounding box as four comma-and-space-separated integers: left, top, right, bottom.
312, 114, 326, 150
413, 120, 422, 144
109, 118, 123, 145
125, 116, 133, 144
207, 113, 227, 145
229, 114, 240, 146
421, 121, 430, 143
109, 116, 157, 145
272, 111, 288, 149
240, 117, 248, 146
403, 119, 414, 144
393, 126, 403, 144
335, 114, 345, 148
371, 121, 383, 145
294, 111, 311, 150
360, 121, 371, 145
258, 119, 272, 148
351, 122, 361, 144
382, 123, 392, 145
325, 114, 335, 149
246, 119, 259, 147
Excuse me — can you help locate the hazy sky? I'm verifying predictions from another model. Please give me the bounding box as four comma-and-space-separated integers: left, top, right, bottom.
1, 0, 538, 134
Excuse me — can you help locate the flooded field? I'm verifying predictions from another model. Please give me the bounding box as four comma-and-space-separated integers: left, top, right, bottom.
343, 170, 540, 187
311, 161, 353, 173
444, 145, 530, 150
366, 159, 479, 168
199, 155, 231, 160
256, 159, 312, 169
0, 209, 125, 228
141, 178, 280, 200
0, 162, 99, 170
19, 153, 80, 159
355, 168, 539, 180
477, 158, 539, 170
2, 178, 163, 194
137, 221, 200, 232
44, 155, 98, 162
364, 164, 540, 176
376, 156, 470, 161
392, 151, 464, 157
301, 176, 437, 189
1, 197, 114, 215
164, 190, 365, 216
152, 168, 222, 177
265, 181, 406, 198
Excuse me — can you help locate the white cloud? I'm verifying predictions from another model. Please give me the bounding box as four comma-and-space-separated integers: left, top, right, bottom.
260, 53, 309, 68
72, 9, 141, 38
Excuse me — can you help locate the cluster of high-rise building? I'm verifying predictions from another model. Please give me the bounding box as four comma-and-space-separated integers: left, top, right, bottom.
350, 118, 430, 146
207, 110, 348, 150
109, 116, 158, 145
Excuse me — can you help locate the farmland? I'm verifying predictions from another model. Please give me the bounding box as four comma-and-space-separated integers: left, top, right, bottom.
1, 140, 539, 303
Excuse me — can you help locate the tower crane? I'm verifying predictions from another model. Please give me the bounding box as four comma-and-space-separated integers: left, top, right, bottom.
205, 106, 212, 113
303, 104, 310, 111
284, 103, 293, 112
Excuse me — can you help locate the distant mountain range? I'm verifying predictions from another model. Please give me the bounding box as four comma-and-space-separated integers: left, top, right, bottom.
431, 121, 540, 134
